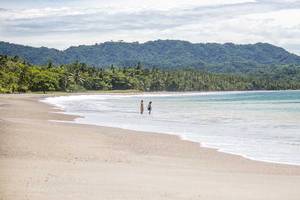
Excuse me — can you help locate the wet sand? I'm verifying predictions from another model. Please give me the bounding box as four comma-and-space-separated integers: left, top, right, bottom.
1, 93, 300, 200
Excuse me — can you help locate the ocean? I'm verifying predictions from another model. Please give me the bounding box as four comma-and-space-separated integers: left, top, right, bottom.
42, 90, 300, 165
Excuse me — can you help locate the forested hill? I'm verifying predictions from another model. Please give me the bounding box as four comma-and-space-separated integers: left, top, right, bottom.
1, 40, 300, 73
1, 55, 300, 93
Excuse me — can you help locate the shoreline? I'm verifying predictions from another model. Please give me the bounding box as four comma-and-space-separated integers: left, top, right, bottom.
41, 91, 300, 167
1, 93, 300, 200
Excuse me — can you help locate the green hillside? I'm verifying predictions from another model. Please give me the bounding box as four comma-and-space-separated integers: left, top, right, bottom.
1, 40, 300, 74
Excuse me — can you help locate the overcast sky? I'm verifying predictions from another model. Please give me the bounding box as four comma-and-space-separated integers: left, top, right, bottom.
0, 0, 300, 55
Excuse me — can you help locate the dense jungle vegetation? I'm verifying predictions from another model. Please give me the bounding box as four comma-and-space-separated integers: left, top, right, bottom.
1, 55, 300, 93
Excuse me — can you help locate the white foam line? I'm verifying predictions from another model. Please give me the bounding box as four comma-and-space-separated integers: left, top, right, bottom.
39, 90, 300, 167
41, 90, 279, 105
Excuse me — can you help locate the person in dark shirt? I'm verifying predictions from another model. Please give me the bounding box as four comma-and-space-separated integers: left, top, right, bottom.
140, 100, 144, 114
147, 101, 152, 115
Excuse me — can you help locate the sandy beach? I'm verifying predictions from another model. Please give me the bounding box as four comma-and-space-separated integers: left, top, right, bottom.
1, 93, 300, 200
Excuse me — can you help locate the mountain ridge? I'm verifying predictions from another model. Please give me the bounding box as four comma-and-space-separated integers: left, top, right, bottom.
1, 40, 300, 73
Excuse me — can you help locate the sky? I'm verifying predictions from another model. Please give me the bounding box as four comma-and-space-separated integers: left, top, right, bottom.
0, 0, 300, 55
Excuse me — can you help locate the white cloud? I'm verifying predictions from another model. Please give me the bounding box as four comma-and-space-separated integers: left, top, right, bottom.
0, 0, 300, 55
0, 0, 256, 10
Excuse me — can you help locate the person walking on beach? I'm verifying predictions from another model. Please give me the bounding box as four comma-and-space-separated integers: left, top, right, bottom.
140, 100, 144, 114
147, 101, 152, 115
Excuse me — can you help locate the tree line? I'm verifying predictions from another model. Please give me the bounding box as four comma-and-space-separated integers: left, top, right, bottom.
2, 40, 300, 69
1, 55, 300, 93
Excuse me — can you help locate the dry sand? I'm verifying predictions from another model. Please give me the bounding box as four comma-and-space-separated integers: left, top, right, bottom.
0, 93, 300, 200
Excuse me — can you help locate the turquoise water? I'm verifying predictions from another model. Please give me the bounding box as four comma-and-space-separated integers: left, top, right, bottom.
43, 90, 300, 165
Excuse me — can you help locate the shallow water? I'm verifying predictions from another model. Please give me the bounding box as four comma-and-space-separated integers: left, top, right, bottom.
42, 90, 300, 165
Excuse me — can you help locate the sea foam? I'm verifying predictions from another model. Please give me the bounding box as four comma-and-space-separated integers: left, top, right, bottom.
42, 90, 300, 165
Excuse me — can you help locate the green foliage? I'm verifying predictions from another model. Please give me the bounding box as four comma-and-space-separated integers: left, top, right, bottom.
30, 70, 59, 93
1, 40, 300, 71
0, 55, 300, 94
